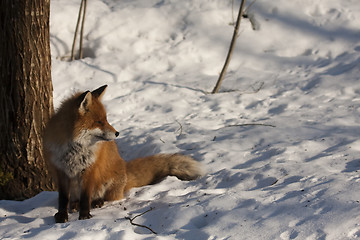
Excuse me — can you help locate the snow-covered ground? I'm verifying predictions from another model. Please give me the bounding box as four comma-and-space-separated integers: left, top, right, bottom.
1, 0, 360, 239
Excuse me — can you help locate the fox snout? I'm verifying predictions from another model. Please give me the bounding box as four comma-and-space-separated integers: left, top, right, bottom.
93, 121, 119, 141
75, 126, 119, 146
96, 128, 119, 141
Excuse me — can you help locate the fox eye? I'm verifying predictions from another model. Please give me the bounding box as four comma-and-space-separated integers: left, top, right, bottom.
96, 121, 104, 126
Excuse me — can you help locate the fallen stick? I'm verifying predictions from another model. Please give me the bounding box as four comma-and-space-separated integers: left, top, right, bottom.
125, 207, 157, 234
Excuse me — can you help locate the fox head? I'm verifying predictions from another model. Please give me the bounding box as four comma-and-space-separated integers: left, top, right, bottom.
74, 85, 119, 146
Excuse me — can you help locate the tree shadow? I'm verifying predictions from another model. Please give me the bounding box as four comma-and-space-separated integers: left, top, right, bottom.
115, 133, 162, 161
234, 147, 285, 169
0, 191, 57, 214
343, 159, 360, 173
305, 139, 355, 162
255, 5, 359, 44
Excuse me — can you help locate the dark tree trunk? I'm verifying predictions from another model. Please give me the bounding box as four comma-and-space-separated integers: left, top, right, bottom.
0, 0, 55, 200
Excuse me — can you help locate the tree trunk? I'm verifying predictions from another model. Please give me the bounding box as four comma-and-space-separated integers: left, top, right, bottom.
0, 0, 55, 200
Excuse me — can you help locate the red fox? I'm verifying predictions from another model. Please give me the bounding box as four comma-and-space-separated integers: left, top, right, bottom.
43, 85, 202, 223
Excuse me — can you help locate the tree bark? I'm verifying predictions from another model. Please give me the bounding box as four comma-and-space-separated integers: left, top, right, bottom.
0, 0, 55, 200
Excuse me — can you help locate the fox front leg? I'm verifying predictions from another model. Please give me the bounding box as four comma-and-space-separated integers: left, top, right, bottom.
55, 174, 71, 223
78, 190, 92, 220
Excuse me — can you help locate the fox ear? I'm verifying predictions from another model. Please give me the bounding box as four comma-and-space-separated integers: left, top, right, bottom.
79, 91, 92, 115
91, 85, 108, 99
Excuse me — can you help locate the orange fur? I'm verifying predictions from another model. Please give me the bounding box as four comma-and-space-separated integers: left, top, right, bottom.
43, 85, 202, 223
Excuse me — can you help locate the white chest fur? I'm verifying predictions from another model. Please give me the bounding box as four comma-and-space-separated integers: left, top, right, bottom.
48, 141, 98, 178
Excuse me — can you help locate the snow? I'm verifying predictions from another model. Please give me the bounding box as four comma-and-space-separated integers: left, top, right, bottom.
1, 0, 360, 239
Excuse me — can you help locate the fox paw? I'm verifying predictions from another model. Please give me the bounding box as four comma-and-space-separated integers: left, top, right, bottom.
70, 201, 79, 213
91, 199, 104, 208
79, 212, 93, 220
54, 211, 68, 223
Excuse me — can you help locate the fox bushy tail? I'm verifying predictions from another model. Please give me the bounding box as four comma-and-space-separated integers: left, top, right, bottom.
124, 154, 202, 192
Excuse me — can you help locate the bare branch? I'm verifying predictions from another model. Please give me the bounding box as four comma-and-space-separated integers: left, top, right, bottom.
125, 208, 157, 234
70, 0, 84, 60
71, 0, 87, 60
212, 0, 247, 94
175, 120, 183, 136
243, 0, 257, 15
79, 0, 88, 59
226, 123, 276, 128
216, 123, 276, 131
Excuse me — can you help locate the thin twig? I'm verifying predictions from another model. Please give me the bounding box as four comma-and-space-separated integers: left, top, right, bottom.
243, 0, 259, 31
243, 0, 257, 15
226, 123, 276, 128
175, 120, 183, 136
71, 0, 84, 61
125, 208, 157, 234
216, 123, 276, 131
79, 0, 87, 59
219, 81, 264, 94
231, 0, 235, 25
250, 81, 264, 93
212, 0, 247, 94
